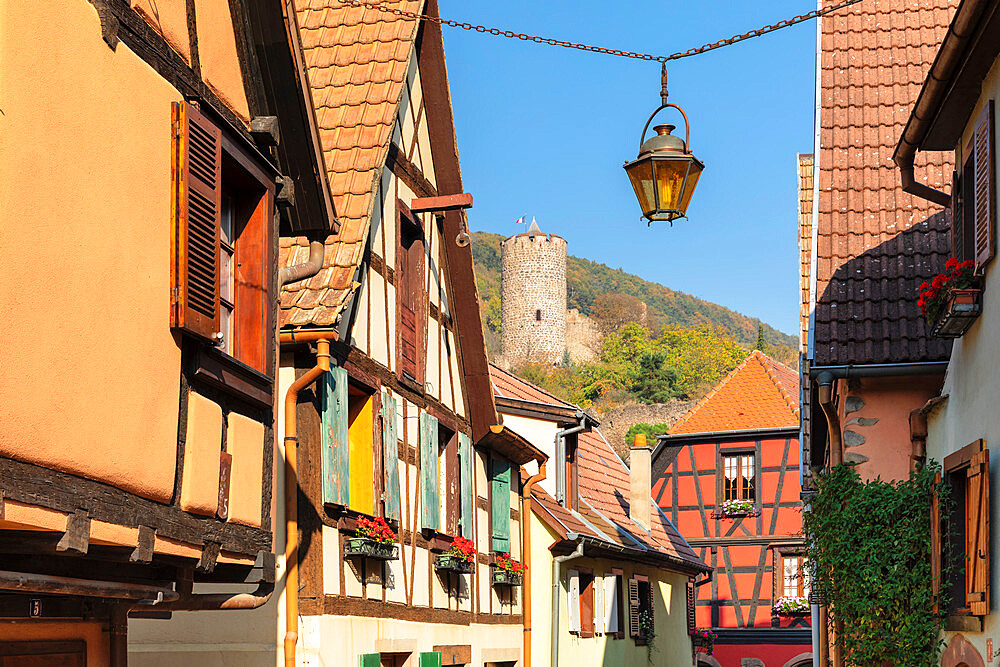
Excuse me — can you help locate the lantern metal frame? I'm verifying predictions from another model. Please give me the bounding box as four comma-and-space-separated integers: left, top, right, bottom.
624, 65, 704, 225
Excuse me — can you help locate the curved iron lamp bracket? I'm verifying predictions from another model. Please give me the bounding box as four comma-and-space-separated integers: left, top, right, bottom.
638, 102, 691, 153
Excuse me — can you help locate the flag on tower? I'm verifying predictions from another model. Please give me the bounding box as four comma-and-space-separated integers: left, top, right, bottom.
514, 215, 527, 226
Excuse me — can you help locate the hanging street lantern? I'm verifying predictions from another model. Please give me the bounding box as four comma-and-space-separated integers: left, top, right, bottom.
624, 65, 704, 225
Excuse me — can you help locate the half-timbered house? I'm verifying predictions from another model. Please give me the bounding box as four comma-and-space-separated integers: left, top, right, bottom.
652, 351, 811, 667
0, 0, 335, 664
272, 2, 545, 665
889, 0, 1000, 662
488, 365, 711, 667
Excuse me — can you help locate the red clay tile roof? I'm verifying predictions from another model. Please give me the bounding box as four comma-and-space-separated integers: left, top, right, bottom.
279, 0, 423, 327
489, 364, 573, 408
812, 0, 956, 365
490, 366, 706, 572
668, 351, 799, 435
799, 153, 814, 355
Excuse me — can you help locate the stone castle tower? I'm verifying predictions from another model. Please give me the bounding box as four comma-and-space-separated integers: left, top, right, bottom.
500, 220, 567, 365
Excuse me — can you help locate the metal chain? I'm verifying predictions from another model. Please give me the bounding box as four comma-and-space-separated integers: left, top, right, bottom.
336, 0, 863, 63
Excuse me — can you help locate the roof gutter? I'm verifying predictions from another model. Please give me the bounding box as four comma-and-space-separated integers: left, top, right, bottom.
893, 0, 989, 205
654, 427, 798, 455
808, 361, 948, 379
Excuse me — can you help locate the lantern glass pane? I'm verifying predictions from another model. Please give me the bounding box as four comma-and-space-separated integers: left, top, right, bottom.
625, 158, 656, 215
652, 157, 693, 213
677, 161, 704, 215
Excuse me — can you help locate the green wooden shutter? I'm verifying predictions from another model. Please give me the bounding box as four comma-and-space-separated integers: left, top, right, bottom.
418, 653, 442, 667
459, 432, 473, 538
420, 413, 440, 531
381, 393, 401, 521
321, 365, 349, 506
490, 456, 511, 552
359, 654, 380, 667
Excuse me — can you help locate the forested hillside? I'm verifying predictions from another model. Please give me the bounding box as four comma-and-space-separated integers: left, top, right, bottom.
472, 231, 797, 352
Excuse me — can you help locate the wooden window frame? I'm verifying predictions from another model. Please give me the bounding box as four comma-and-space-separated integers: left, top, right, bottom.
940, 439, 991, 618
720, 448, 757, 503
578, 567, 595, 638
172, 100, 276, 406
438, 421, 460, 537
632, 574, 652, 646
395, 200, 426, 390
953, 100, 996, 272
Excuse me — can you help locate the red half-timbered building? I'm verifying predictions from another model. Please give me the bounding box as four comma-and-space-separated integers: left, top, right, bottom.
651, 351, 811, 667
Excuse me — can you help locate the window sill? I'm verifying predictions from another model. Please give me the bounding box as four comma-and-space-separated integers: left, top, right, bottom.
192, 346, 273, 408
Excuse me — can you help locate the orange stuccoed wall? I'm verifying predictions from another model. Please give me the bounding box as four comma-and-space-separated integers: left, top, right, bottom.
835, 375, 941, 482
0, 620, 110, 664
0, 0, 253, 503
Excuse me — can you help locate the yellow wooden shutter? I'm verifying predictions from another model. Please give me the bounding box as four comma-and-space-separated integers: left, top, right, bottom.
974, 100, 996, 271
967, 449, 990, 615
171, 101, 221, 341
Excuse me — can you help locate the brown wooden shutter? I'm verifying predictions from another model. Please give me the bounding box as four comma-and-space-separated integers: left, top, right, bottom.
627, 578, 640, 637
580, 573, 595, 638
171, 101, 221, 341
396, 200, 424, 385
967, 448, 990, 616
930, 472, 942, 614
974, 100, 996, 271
234, 194, 271, 374
686, 579, 696, 632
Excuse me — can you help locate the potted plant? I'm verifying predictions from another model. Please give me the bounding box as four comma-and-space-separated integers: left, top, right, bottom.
491, 552, 524, 585
918, 258, 982, 338
344, 516, 398, 560
715, 498, 757, 519
435, 536, 476, 574
772, 596, 810, 617
690, 628, 717, 654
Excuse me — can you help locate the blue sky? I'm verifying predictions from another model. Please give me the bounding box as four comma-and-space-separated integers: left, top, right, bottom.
440, 0, 818, 336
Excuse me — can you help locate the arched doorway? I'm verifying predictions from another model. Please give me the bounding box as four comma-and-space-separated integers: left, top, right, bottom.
780, 653, 813, 667
696, 654, 722, 667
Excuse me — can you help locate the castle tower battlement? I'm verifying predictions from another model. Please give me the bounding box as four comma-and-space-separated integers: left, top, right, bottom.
500, 221, 567, 365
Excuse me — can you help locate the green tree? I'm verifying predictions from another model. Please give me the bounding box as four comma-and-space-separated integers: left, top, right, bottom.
630, 352, 684, 403
625, 422, 671, 447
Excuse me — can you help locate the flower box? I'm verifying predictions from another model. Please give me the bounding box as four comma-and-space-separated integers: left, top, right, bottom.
713, 499, 758, 519
435, 553, 473, 574
344, 538, 398, 561
491, 570, 523, 586
931, 287, 982, 338
690, 628, 716, 655
772, 596, 810, 617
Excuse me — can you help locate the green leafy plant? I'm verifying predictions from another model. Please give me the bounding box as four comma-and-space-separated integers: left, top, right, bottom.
625, 423, 671, 447
804, 462, 950, 666
638, 609, 655, 645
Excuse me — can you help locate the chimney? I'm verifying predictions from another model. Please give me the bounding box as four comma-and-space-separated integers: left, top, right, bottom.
629, 433, 652, 531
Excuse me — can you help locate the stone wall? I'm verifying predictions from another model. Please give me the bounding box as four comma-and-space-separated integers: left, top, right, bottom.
500, 231, 567, 365
596, 400, 694, 464
565, 308, 599, 363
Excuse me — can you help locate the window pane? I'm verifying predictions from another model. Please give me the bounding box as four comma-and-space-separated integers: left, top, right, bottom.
220, 303, 233, 354
221, 193, 234, 244
784, 558, 798, 597
220, 248, 232, 301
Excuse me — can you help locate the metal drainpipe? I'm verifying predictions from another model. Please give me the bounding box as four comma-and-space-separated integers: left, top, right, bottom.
816, 371, 843, 467
283, 339, 331, 667
555, 414, 589, 505
550, 539, 585, 667
521, 461, 547, 667
279, 239, 325, 287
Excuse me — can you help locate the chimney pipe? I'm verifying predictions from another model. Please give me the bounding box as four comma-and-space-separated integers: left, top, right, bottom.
630, 433, 652, 531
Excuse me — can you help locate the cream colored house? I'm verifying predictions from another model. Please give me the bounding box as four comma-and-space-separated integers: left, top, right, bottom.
131, 1, 546, 666
895, 0, 1000, 664
489, 365, 711, 667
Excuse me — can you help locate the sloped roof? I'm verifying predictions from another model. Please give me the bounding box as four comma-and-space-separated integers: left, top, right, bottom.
668, 351, 799, 435
812, 0, 955, 365
799, 153, 813, 355
491, 367, 707, 572
279, 0, 423, 327
489, 363, 573, 407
